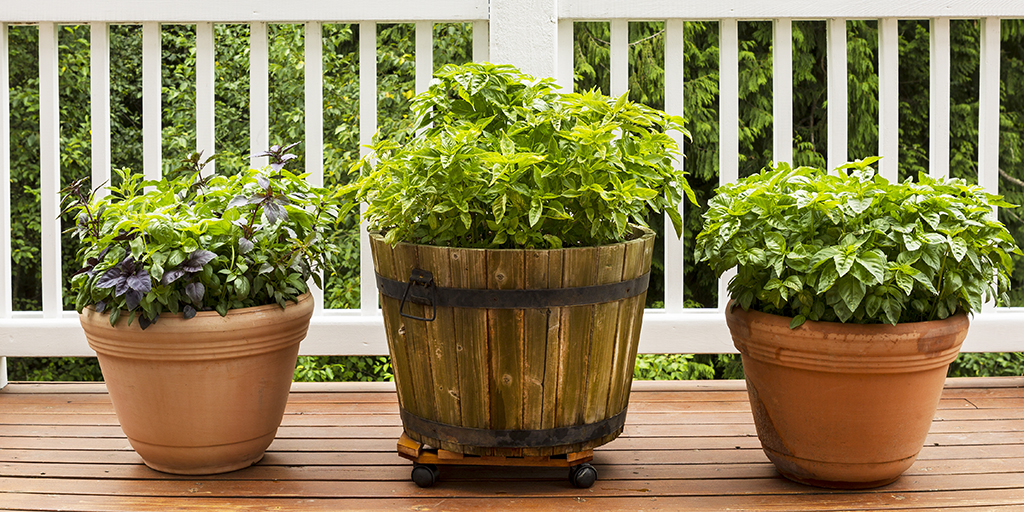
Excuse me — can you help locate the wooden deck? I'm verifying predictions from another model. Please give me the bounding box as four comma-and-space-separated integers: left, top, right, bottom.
1, 377, 1022, 511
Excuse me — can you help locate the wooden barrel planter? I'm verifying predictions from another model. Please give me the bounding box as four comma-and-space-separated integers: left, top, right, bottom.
370, 227, 655, 457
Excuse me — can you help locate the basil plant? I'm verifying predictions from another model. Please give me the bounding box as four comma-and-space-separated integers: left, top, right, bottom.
343, 62, 696, 249
695, 158, 1022, 327
64, 144, 342, 329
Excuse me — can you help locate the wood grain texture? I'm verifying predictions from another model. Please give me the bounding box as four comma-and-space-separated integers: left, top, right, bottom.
1, 378, 1023, 510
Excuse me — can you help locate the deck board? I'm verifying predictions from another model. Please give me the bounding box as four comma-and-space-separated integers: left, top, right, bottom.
1, 378, 1022, 511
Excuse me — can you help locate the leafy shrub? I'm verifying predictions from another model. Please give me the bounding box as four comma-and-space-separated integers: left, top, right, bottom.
696, 159, 1022, 326
63, 146, 342, 328
343, 62, 695, 248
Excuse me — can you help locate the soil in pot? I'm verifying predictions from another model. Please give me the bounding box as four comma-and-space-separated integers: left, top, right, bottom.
726, 303, 968, 489
79, 293, 314, 475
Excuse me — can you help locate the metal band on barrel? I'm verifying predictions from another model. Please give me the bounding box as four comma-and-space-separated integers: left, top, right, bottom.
375, 271, 650, 309
399, 408, 628, 449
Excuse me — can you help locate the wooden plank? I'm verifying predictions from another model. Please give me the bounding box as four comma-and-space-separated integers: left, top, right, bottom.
557, 247, 598, 430
521, 249, 556, 450
608, 236, 649, 416
416, 244, 462, 453
390, 243, 438, 428
583, 242, 627, 424
487, 249, 525, 457
449, 248, 490, 433
368, 236, 417, 425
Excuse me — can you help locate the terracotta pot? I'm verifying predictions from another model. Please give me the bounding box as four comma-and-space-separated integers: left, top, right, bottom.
79, 293, 313, 475
725, 303, 968, 489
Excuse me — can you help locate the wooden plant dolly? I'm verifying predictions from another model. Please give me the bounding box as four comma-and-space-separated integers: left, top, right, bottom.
397, 433, 598, 488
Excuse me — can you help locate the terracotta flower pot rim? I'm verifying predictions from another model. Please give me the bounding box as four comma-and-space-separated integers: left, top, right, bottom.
725, 301, 969, 374
81, 292, 314, 361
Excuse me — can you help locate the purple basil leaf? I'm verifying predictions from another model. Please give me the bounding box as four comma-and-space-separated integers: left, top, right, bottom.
138, 315, 153, 330
126, 269, 152, 294
247, 194, 265, 205
256, 175, 270, 190
126, 290, 142, 311
161, 268, 187, 285
281, 142, 300, 153
190, 250, 217, 267
227, 195, 249, 210
183, 304, 197, 319
270, 161, 285, 173
95, 300, 106, 313
264, 201, 288, 224
280, 153, 297, 162
115, 278, 130, 297
96, 268, 122, 289
238, 237, 254, 254
185, 281, 206, 304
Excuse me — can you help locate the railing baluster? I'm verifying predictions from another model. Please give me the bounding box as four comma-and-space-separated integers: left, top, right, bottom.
1, 22, 11, 319
929, 18, 951, 179
39, 22, 62, 319
196, 22, 215, 175
1, 22, 9, 388
142, 22, 162, 182
557, 19, 574, 92
90, 23, 111, 197
979, 17, 1000, 197
250, 22, 269, 170
473, 20, 489, 62
664, 18, 685, 313
878, 17, 899, 181
305, 21, 324, 311
718, 19, 739, 309
416, 21, 433, 95
826, 18, 848, 170
610, 20, 628, 97
773, 18, 793, 165
359, 21, 378, 315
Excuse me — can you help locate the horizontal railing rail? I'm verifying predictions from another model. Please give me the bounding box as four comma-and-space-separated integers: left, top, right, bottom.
3, 1, 1024, 389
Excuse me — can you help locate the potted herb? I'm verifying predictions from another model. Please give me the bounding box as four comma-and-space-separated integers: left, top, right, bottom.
695, 158, 1021, 488
64, 144, 341, 475
341, 62, 694, 487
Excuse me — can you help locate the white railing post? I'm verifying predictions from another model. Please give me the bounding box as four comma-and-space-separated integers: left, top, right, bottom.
473, 21, 489, 63
196, 22, 215, 175
359, 21, 378, 316
556, 19, 574, 92
489, 0, 559, 79
773, 18, 793, 165
90, 23, 111, 197
663, 18, 685, 313
416, 21, 433, 94
878, 17, 899, 181
305, 21, 324, 312
250, 22, 269, 170
978, 17, 1000, 199
1, 22, 9, 388
929, 18, 951, 179
39, 22, 62, 320
826, 18, 848, 170
142, 22, 162, 182
718, 19, 740, 310
610, 19, 628, 97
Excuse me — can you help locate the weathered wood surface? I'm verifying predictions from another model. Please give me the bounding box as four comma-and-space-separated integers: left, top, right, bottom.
1, 377, 1022, 511
369, 230, 655, 456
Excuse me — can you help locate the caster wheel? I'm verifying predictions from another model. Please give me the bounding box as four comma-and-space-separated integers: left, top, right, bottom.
411, 463, 440, 488
569, 463, 597, 488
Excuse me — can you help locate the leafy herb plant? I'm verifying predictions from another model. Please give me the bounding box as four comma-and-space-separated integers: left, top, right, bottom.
63, 144, 341, 328
695, 158, 1022, 327
342, 62, 696, 248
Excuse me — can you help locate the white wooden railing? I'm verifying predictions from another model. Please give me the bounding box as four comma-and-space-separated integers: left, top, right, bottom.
2, 0, 1024, 388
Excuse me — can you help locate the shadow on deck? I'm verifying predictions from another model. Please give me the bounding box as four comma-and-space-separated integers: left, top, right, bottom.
1, 378, 1023, 511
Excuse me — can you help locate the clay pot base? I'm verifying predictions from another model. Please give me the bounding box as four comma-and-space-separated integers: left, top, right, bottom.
129, 431, 276, 475
764, 446, 912, 489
